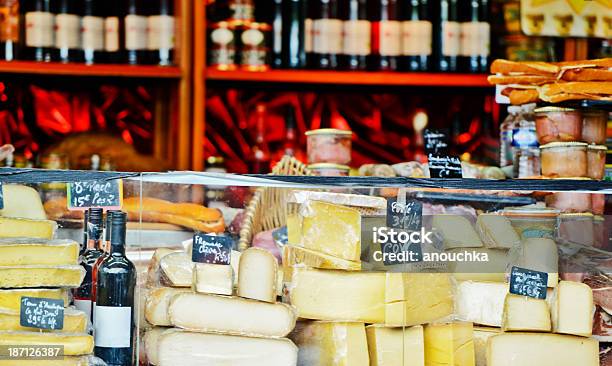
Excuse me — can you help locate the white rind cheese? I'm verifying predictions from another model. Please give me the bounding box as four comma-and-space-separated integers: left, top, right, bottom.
456, 281, 507, 327
159, 252, 192, 288
502, 294, 551, 332
238, 248, 278, 303
550, 281, 594, 337
144, 287, 191, 326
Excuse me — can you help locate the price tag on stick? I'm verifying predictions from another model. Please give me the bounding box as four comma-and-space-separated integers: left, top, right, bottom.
192, 233, 232, 265
509, 266, 548, 300
20, 297, 64, 330
386, 197, 423, 231
67, 180, 123, 210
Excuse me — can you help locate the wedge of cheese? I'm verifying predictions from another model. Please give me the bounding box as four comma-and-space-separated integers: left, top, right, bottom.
486, 333, 599, 366
282, 244, 361, 271
292, 321, 369, 366
502, 294, 551, 332
0, 217, 57, 239
147, 248, 180, 286
450, 248, 510, 282
473, 327, 500, 366
366, 325, 424, 366
0, 307, 87, 333
515, 237, 558, 287
0, 265, 85, 288
289, 267, 385, 323
144, 327, 168, 366
550, 280, 593, 337
0, 331, 93, 355
238, 247, 278, 303
0, 356, 98, 366
384, 273, 454, 327
432, 215, 482, 249
144, 287, 190, 326
456, 281, 507, 327
0, 184, 47, 220
193, 263, 233, 295
159, 252, 192, 288
169, 293, 296, 337
157, 330, 298, 366
476, 214, 521, 249
424, 322, 475, 366
0, 238, 79, 266
300, 200, 361, 261
0, 288, 70, 311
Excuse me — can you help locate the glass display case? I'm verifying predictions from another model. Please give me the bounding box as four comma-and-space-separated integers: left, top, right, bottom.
0, 166, 610, 365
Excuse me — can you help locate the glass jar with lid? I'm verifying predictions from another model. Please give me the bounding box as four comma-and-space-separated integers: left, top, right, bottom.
540, 141, 588, 178
534, 106, 582, 144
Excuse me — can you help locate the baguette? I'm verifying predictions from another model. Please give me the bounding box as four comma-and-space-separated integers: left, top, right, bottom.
488, 74, 556, 85
560, 68, 612, 82
490, 59, 559, 76
539, 81, 612, 97
126, 210, 225, 233
508, 88, 540, 105
556, 58, 612, 69
123, 197, 222, 222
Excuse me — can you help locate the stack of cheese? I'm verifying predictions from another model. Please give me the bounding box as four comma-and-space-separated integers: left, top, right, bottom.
0, 184, 94, 365
143, 247, 298, 366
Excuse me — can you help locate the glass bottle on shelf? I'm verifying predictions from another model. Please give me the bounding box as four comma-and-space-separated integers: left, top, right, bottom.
124, 0, 148, 65
432, 0, 459, 72
148, 0, 174, 66
281, 0, 306, 68
0, 0, 20, 61
459, 0, 489, 73
500, 105, 519, 175
55, 0, 83, 62
369, 0, 401, 71
512, 103, 540, 178
273, 105, 305, 164
22, 0, 54, 62
339, 0, 369, 70
271, 0, 283, 68
104, 0, 123, 63
311, 0, 341, 69
249, 104, 271, 173
82, 0, 104, 64
400, 0, 431, 71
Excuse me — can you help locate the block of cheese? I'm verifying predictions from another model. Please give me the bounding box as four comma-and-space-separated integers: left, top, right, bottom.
0, 288, 70, 311
0, 238, 79, 266
147, 248, 180, 286
424, 322, 475, 366
230, 249, 241, 287
473, 327, 500, 366
0, 184, 47, 220
502, 293, 551, 332
550, 280, 593, 337
0, 307, 87, 333
456, 281, 507, 327
283, 244, 361, 271
476, 214, 520, 249
366, 325, 424, 366
289, 190, 387, 209
194, 263, 233, 295
169, 292, 296, 337
289, 267, 385, 323
0, 265, 85, 288
0, 217, 57, 239
486, 333, 599, 366
0, 331, 93, 355
300, 200, 361, 261
384, 273, 454, 327
159, 252, 192, 288
144, 327, 168, 366
385, 273, 407, 303
0, 356, 99, 366
515, 237, 558, 287
144, 287, 191, 326
433, 215, 482, 249
238, 247, 278, 303
450, 248, 510, 282
287, 213, 302, 245
292, 321, 369, 366
157, 330, 298, 366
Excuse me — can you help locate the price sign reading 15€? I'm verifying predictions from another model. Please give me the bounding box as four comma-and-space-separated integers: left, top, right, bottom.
67, 180, 123, 210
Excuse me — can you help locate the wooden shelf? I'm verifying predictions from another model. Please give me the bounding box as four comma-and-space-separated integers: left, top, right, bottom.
0, 61, 182, 78
206, 69, 491, 87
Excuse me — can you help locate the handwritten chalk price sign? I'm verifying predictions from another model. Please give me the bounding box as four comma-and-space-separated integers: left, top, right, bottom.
427, 154, 464, 179
192, 233, 232, 265
67, 180, 123, 210
386, 198, 423, 231
509, 266, 548, 300
423, 129, 450, 155
20, 297, 64, 330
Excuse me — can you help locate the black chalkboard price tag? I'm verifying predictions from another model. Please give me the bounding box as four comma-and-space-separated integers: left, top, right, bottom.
427, 154, 463, 178
272, 226, 288, 246
20, 297, 64, 330
192, 234, 232, 265
423, 129, 450, 155
67, 180, 123, 210
509, 266, 548, 299
0, 182, 3, 210
386, 198, 423, 231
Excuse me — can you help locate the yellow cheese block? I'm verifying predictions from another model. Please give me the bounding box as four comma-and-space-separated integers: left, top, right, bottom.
0, 184, 47, 220
286, 213, 302, 245
300, 200, 361, 261
282, 245, 361, 271
550, 280, 593, 337
433, 215, 483, 249
473, 327, 500, 366
384, 273, 454, 327
0, 238, 79, 266
0, 356, 95, 366
366, 325, 425, 366
0, 307, 87, 333
0, 289, 70, 312
0, 331, 93, 356
0, 265, 85, 288
476, 214, 520, 249
385, 273, 407, 303
449, 248, 510, 283
486, 333, 599, 366
424, 322, 475, 366
502, 294, 551, 332
0, 217, 57, 239
291, 321, 369, 366
289, 267, 385, 323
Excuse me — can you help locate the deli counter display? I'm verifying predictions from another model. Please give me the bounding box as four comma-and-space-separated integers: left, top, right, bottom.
0, 167, 610, 366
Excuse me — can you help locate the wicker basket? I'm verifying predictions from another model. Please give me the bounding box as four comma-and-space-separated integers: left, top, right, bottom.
237, 156, 312, 250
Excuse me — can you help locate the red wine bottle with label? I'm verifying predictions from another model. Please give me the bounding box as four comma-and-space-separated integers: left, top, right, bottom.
82, 0, 104, 64
124, 0, 147, 64
400, 0, 431, 71
91, 211, 114, 325
55, 0, 83, 62
459, 0, 489, 72
281, 0, 306, 68
147, 0, 174, 65
94, 211, 136, 366
311, 0, 341, 69
339, 0, 369, 70
23, 0, 55, 62
369, 0, 400, 71
104, 0, 123, 63
432, 0, 459, 72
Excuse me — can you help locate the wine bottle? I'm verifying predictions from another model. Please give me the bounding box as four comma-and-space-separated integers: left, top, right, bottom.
148, 0, 174, 65
82, 0, 104, 64
94, 211, 136, 366
0, 0, 20, 61
271, 0, 283, 68
369, 0, 401, 71
55, 0, 83, 62
339, 0, 369, 70
23, 0, 54, 62
125, 0, 147, 65
459, 0, 489, 72
249, 104, 271, 173
104, 0, 123, 63
400, 0, 431, 71
91, 210, 114, 325
281, 0, 306, 68
74, 208, 104, 325
432, 0, 459, 72
80, 209, 89, 255
311, 0, 341, 69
